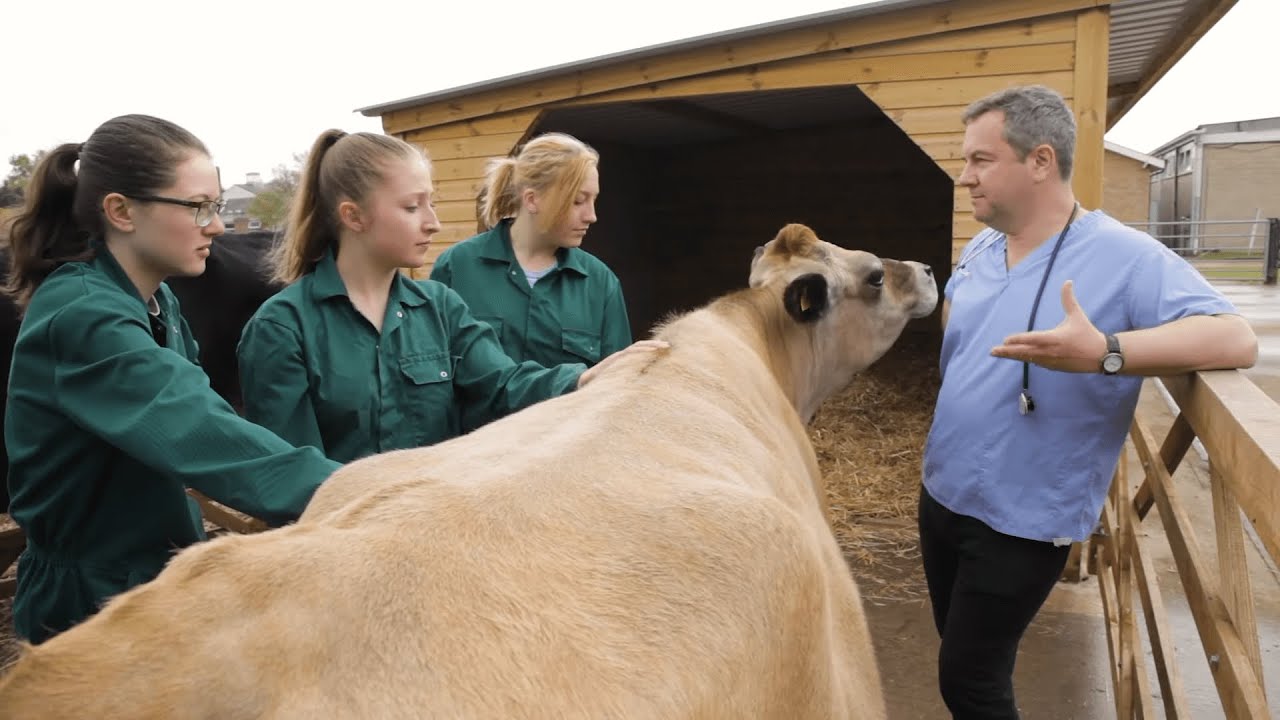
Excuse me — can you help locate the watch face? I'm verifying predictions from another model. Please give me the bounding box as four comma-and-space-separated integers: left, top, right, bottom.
1103, 354, 1123, 373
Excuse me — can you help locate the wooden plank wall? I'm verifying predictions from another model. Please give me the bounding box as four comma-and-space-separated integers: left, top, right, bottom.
544, 14, 1078, 262
391, 11, 1093, 271
398, 109, 541, 277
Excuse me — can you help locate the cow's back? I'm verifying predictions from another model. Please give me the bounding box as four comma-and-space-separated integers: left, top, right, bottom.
288, 323, 882, 716
0, 302, 887, 719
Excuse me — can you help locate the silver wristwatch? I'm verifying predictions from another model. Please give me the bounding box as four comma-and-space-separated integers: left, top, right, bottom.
1101, 334, 1124, 375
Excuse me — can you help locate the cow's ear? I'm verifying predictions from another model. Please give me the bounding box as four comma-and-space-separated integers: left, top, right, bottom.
784, 273, 829, 323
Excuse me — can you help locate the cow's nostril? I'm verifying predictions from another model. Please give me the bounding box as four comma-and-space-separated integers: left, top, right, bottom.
922, 265, 933, 276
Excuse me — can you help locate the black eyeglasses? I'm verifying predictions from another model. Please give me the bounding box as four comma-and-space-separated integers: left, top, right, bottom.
126, 195, 227, 228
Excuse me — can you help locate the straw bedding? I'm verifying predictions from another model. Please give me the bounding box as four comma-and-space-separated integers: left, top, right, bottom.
808, 332, 941, 598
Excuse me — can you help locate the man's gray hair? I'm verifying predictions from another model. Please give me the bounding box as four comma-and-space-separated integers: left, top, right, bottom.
962, 85, 1077, 181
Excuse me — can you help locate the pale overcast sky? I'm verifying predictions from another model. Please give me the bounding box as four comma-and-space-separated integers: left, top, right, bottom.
3, 0, 1276, 186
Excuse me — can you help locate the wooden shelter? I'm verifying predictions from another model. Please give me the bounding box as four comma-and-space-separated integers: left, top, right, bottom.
360, 0, 1237, 337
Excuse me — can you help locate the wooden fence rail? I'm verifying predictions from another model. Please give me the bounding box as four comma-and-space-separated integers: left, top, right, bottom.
1097, 370, 1280, 718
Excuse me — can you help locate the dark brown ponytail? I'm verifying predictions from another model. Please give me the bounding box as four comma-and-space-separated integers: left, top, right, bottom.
4, 115, 209, 311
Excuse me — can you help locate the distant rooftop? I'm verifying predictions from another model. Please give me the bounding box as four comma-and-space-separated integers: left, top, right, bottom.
1152, 115, 1280, 155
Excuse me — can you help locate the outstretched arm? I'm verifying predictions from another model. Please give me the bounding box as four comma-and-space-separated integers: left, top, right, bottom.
54, 297, 339, 526
990, 280, 1257, 374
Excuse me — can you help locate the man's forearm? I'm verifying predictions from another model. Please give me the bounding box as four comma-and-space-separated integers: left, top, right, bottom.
1117, 314, 1257, 376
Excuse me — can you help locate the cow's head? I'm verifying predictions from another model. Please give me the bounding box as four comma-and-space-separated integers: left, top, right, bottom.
748, 223, 938, 420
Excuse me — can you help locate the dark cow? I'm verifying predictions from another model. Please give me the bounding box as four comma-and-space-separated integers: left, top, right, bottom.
0, 232, 281, 513
0, 247, 18, 516
162, 232, 283, 410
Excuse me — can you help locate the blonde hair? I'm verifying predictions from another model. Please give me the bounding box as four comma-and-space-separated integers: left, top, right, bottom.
270, 130, 426, 284
481, 132, 599, 234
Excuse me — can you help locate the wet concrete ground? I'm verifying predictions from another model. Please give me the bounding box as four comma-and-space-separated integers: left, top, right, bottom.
864, 282, 1280, 718
865, 553, 1112, 719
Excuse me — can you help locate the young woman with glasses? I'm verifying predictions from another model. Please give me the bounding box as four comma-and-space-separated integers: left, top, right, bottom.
3, 114, 341, 644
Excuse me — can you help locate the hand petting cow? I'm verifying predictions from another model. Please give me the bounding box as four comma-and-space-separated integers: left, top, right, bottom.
0, 223, 937, 720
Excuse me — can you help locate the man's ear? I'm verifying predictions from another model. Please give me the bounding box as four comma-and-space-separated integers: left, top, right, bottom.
1029, 144, 1057, 181
102, 193, 135, 233
338, 200, 366, 233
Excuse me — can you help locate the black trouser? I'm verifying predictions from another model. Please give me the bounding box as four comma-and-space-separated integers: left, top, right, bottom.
917, 487, 1071, 720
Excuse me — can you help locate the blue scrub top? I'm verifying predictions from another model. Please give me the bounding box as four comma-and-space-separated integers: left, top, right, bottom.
923, 210, 1238, 542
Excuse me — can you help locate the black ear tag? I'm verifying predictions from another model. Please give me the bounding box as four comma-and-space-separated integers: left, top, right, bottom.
1019, 392, 1035, 416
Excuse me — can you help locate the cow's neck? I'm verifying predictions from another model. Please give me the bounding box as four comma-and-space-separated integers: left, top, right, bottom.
762, 321, 826, 424
663, 289, 825, 424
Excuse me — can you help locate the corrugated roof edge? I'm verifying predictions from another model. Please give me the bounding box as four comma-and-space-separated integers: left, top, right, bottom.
354, 0, 942, 117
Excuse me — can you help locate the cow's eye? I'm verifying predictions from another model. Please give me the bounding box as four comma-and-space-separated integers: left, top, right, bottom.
868, 269, 884, 288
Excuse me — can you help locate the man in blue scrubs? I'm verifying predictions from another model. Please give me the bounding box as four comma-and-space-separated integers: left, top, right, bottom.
920, 84, 1258, 718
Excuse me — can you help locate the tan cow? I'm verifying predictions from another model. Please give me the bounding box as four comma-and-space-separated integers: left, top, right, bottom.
0, 223, 937, 719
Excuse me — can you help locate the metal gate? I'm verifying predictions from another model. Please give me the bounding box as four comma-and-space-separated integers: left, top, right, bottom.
1126, 218, 1280, 284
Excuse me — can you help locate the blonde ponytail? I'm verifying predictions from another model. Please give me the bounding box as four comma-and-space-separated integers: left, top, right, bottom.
480, 133, 598, 234
269, 130, 425, 284
480, 158, 519, 229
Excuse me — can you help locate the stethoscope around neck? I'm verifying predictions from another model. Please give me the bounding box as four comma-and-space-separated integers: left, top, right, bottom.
1017, 203, 1081, 416
957, 202, 1085, 415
